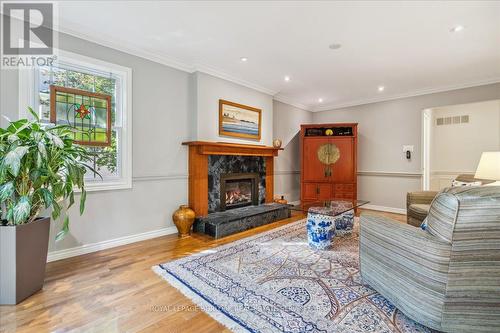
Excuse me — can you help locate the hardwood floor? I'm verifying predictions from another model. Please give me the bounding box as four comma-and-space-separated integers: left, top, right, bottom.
0, 209, 406, 333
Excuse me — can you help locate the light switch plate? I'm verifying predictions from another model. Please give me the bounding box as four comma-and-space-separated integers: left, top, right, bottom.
403, 145, 414, 153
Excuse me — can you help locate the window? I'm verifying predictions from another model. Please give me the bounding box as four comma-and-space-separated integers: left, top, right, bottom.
19, 50, 132, 191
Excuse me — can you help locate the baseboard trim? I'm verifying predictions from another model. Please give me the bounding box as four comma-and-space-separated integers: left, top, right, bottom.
46, 204, 404, 262
274, 170, 300, 176
47, 226, 178, 263
362, 204, 406, 215
292, 201, 405, 215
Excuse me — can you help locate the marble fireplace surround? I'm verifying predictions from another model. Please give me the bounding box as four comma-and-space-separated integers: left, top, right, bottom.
209, 156, 265, 213
182, 141, 283, 217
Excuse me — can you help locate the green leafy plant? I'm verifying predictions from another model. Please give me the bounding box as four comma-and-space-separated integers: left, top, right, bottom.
0, 108, 98, 240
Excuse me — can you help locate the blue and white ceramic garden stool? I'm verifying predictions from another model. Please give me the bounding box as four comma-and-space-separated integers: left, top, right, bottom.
306, 201, 356, 249
334, 209, 355, 235
306, 212, 336, 250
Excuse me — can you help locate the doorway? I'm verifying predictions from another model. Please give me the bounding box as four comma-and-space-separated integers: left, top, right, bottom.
421, 100, 500, 191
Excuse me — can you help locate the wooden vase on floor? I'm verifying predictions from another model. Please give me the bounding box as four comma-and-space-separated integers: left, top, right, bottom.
172, 205, 195, 238
275, 196, 288, 204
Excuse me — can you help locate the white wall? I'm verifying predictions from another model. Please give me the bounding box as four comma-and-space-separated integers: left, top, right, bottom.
273, 101, 313, 202
313, 83, 500, 211
429, 100, 500, 190
194, 72, 274, 145
0, 31, 281, 259
2, 29, 499, 257
45, 32, 192, 255
0, 30, 301, 259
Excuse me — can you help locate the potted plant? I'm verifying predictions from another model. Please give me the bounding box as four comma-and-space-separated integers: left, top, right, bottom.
0, 108, 96, 304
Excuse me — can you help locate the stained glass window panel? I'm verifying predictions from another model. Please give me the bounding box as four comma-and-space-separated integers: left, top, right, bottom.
50, 85, 112, 146
34, 59, 123, 183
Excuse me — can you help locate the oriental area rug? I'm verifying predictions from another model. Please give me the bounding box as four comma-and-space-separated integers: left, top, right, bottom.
153, 218, 436, 333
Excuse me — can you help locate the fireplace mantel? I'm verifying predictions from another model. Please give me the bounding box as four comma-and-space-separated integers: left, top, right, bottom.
182, 141, 282, 217
182, 141, 282, 157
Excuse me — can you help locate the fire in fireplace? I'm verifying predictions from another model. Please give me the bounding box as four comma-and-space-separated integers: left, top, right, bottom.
225, 181, 252, 205
220, 173, 259, 211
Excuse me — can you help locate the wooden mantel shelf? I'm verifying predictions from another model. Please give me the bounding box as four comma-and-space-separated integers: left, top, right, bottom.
183, 141, 282, 217
182, 141, 283, 157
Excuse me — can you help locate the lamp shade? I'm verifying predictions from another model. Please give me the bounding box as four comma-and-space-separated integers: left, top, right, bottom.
475, 152, 500, 181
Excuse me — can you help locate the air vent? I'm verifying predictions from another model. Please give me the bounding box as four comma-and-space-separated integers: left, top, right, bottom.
436, 115, 470, 126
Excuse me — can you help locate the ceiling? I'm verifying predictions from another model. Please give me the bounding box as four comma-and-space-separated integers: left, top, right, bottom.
56, 1, 500, 111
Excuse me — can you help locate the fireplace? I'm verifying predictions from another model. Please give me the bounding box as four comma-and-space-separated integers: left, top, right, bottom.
220, 173, 259, 211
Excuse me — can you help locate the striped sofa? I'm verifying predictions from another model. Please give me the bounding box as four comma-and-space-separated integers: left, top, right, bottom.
360, 186, 500, 332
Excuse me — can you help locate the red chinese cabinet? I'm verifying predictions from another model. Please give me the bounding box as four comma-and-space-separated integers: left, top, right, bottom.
300, 123, 358, 205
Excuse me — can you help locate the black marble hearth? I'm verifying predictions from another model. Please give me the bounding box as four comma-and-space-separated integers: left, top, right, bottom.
193, 203, 291, 239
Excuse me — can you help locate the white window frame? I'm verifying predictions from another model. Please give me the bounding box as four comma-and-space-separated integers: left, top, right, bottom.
18, 49, 133, 192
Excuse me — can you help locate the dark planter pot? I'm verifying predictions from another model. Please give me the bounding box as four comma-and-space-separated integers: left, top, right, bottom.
0, 217, 50, 305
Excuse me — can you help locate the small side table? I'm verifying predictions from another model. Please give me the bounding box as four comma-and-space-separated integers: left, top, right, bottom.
290, 199, 370, 250
306, 213, 336, 250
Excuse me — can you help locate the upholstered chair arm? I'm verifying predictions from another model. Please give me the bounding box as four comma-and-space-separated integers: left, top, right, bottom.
360, 213, 451, 280
359, 213, 451, 330
407, 191, 439, 208
439, 187, 500, 332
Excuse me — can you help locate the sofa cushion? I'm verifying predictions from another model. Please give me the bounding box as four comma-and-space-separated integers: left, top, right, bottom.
409, 204, 431, 215
407, 204, 431, 227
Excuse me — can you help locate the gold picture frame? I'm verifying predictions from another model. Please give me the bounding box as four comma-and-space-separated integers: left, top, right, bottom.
219, 99, 262, 140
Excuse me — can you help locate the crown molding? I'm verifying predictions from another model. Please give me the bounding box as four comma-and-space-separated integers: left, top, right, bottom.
54, 22, 500, 111
57, 25, 277, 96
272, 95, 313, 112
312, 77, 500, 112
195, 63, 277, 96
58, 25, 196, 73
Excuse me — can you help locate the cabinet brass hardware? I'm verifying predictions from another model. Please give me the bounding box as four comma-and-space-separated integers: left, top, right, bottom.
324, 166, 332, 177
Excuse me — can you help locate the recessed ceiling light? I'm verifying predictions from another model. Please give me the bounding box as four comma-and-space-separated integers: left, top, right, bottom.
378, 86, 385, 92
240, 57, 248, 62
450, 25, 464, 33
318, 98, 323, 103
329, 43, 342, 50
284, 76, 291, 82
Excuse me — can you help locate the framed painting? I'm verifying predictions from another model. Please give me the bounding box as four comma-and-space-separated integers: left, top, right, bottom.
50, 85, 112, 146
218, 99, 262, 140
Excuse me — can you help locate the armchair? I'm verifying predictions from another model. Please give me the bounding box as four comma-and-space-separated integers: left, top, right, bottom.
361, 186, 500, 332
406, 190, 438, 227
406, 174, 495, 227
